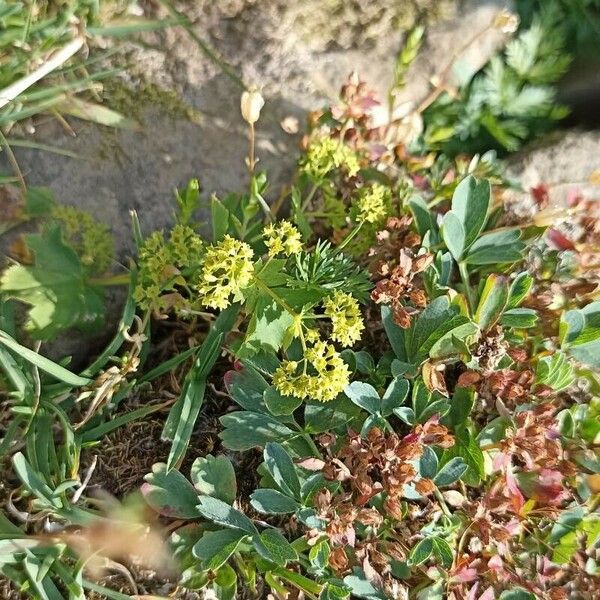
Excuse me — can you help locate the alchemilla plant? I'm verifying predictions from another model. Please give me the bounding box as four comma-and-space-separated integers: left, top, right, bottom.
0, 7, 599, 600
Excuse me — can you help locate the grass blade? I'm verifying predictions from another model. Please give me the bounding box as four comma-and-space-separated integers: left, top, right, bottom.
0, 330, 90, 387
138, 345, 198, 383
162, 304, 239, 471
81, 267, 137, 378
80, 400, 171, 443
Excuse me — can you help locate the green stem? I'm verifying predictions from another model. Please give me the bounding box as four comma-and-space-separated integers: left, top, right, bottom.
88, 273, 131, 287
301, 183, 319, 212
458, 261, 475, 314
434, 488, 453, 519
253, 276, 298, 317
335, 220, 364, 253
0, 130, 27, 195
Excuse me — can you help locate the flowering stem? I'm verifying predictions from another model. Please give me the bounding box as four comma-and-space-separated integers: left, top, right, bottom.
248, 122, 256, 174
254, 276, 298, 318
301, 183, 319, 212
336, 220, 364, 253
88, 273, 131, 287
458, 261, 475, 313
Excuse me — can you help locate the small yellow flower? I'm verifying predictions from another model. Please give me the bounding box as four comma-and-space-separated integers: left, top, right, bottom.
353, 183, 390, 224
323, 291, 364, 347
301, 137, 361, 180
197, 235, 254, 309
304, 328, 320, 344
273, 341, 350, 402
263, 220, 303, 257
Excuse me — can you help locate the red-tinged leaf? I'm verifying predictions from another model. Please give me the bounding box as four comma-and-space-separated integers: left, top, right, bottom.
530, 183, 549, 208
546, 228, 575, 251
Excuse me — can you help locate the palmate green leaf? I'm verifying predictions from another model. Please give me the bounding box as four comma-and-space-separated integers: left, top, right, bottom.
264, 442, 301, 500
409, 537, 433, 565
441, 427, 485, 486
343, 571, 386, 600
141, 463, 201, 519
441, 211, 465, 261
407, 297, 477, 364
192, 528, 247, 571
250, 489, 300, 514
450, 175, 491, 249
0, 226, 104, 339
219, 411, 296, 451
213, 563, 237, 600
411, 378, 450, 424
191, 455, 237, 504
224, 361, 270, 413
242, 295, 295, 355
196, 496, 257, 535
304, 395, 362, 433
409, 194, 437, 239
344, 381, 380, 415
433, 457, 468, 487
507, 272, 534, 308
474, 274, 509, 330
442, 386, 474, 429
263, 386, 302, 416
253, 528, 298, 567
561, 301, 600, 368
500, 308, 538, 328
419, 447, 439, 479
464, 229, 525, 265
535, 352, 575, 391
382, 304, 407, 362
409, 537, 453, 568
381, 377, 410, 417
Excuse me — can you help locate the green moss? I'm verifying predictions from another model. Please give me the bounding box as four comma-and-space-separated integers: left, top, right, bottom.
104, 79, 202, 123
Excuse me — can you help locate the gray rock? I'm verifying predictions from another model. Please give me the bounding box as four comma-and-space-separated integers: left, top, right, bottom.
506, 130, 600, 215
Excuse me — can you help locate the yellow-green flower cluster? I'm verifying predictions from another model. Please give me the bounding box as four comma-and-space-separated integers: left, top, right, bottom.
323, 291, 364, 347
51, 205, 114, 274
169, 223, 203, 265
197, 235, 254, 309
263, 220, 303, 257
353, 183, 390, 224
134, 232, 173, 309
273, 340, 350, 402
134, 225, 203, 311
301, 137, 361, 180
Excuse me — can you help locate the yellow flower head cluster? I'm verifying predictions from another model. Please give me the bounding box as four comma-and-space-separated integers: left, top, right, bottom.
197, 235, 254, 309
263, 220, 303, 257
323, 291, 364, 347
273, 340, 350, 402
301, 137, 361, 180
133, 231, 173, 309
353, 183, 390, 224
169, 223, 203, 265
134, 225, 204, 311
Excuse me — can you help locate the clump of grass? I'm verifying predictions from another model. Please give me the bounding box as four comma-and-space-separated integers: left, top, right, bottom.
0, 0, 176, 133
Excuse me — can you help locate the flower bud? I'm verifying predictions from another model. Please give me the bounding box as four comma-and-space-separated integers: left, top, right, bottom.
240, 88, 264, 124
